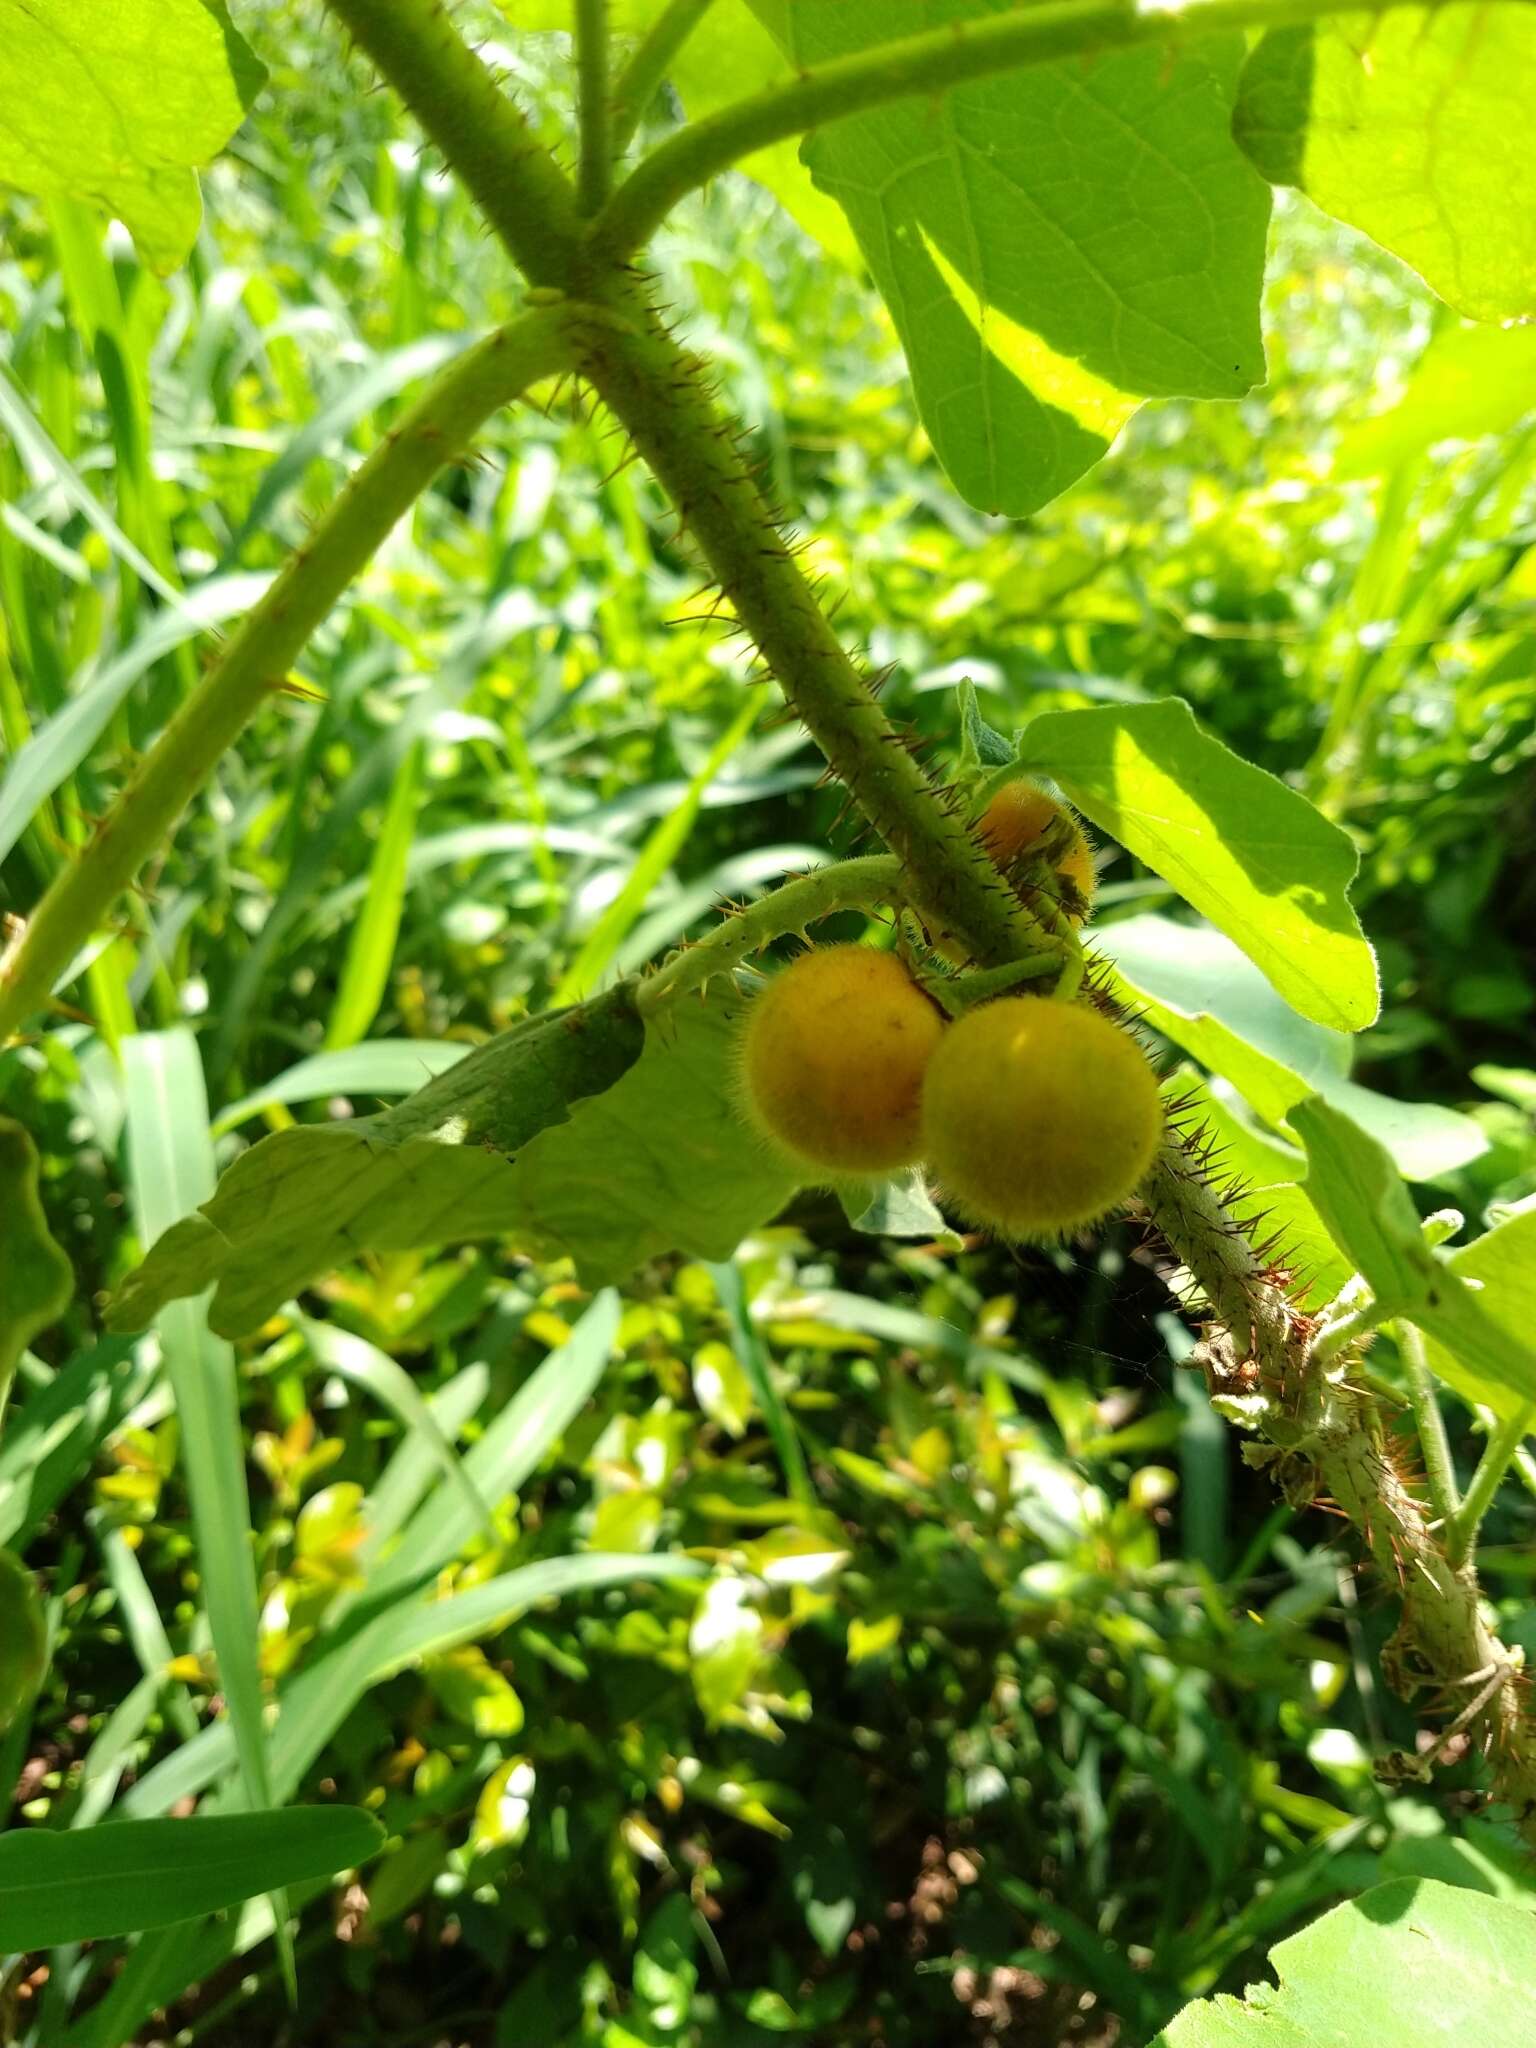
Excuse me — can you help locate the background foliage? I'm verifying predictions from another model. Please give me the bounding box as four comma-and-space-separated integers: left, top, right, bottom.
2, 3, 1535, 2043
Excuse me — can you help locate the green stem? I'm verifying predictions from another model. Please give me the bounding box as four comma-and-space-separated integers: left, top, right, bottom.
610, 0, 717, 162
575, 0, 613, 215
1448, 1404, 1536, 1569
1311, 1296, 1391, 1368
1395, 1320, 1460, 1527
572, 294, 1062, 971
587, 0, 1461, 262
323, 0, 580, 286
637, 855, 904, 1012
0, 311, 572, 1044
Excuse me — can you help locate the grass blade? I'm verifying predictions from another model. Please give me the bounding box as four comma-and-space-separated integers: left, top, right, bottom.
0, 1810, 382, 1950
551, 687, 768, 1004
322, 737, 423, 1049
291, 1313, 494, 1543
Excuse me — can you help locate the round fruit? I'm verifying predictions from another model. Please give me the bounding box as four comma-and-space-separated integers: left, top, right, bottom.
740, 945, 946, 1174
0, 1549, 45, 1735
975, 779, 1095, 920
920, 996, 1161, 1238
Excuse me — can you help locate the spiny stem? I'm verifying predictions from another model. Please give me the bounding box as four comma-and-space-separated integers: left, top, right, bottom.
575, 0, 613, 214
1448, 1403, 1536, 1569
0, 312, 573, 1044
610, 0, 717, 163
637, 855, 904, 1012
318, 0, 1536, 1850
586, 0, 1487, 263
323, 0, 580, 287
1396, 1320, 1460, 1528
571, 293, 1065, 972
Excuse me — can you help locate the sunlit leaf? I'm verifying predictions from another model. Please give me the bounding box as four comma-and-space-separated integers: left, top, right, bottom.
748, 1, 1269, 517
1018, 701, 1378, 1030
1236, 8, 1536, 321
0, 0, 265, 272
1155, 1877, 1536, 2046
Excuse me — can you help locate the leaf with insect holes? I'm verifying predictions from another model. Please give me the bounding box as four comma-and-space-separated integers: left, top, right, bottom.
107, 986, 799, 1338
0, 1, 265, 273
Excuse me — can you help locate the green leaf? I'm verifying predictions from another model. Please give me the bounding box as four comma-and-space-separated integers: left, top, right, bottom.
1154, 1876, 1536, 2046
211, 1040, 471, 1136
750, 1, 1269, 517
1421, 1204, 1536, 1423
837, 1170, 958, 1244
1018, 701, 1377, 1029
108, 985, 797, 1337
1234, 9, 1536, 322
1095, 916, 1485, 1182
1287, 1097, 1439, 1309
0, 1808, 381, 1950
1291, 1099, 1536, 1409
0, 0, 265, 273
0, 1117, 72, 1396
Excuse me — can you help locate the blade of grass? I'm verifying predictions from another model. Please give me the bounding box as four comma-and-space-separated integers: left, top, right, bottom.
120, 1029, 294, 1986
550, 686, 769, 1003
0, 1336, 153, 1549
0, 364, 186, 608
93, 1515, 201, 1742
0, 573, 272, 867
322, 737, 423, 1048
290, 1313, 495, 1542
362, 1287, 622, 1604
708, 1260, 814, 1510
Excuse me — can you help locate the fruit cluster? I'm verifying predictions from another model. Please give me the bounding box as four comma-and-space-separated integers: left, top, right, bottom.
738, 784, 1161, 1238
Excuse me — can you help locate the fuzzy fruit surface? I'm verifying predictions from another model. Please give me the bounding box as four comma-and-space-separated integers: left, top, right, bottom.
741, 945, 945, 1174
0, 1549, 45, 1734
976, 780, 1095, 919
922, 997, 1160, 1237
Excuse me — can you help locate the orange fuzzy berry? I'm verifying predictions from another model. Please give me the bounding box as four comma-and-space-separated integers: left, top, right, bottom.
740, 945, 946, 1175
921, 996, 1161, 1238
975, 779, 1096, 922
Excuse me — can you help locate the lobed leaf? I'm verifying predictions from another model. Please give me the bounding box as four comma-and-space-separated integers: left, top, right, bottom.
108, 986, 798, 1338
747, 0, 1270, 517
